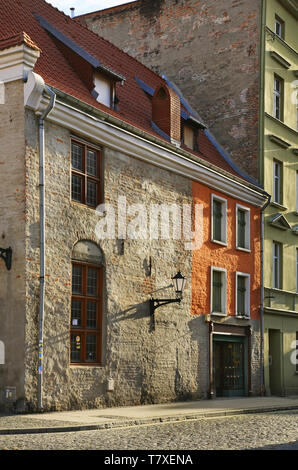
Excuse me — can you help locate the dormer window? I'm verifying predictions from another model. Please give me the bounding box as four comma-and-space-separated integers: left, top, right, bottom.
93, 73, 114, 108
183, 123, 196, 150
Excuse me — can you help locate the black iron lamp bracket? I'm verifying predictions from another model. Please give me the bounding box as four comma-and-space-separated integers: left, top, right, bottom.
0, 247, 12, 271
149, 297, 181, 316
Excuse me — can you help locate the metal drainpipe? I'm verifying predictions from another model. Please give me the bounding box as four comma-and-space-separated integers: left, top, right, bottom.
260, 193, 271, 396
38, 86, 56, 411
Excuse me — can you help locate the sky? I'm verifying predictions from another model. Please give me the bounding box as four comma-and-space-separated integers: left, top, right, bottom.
46, 0, 136, 17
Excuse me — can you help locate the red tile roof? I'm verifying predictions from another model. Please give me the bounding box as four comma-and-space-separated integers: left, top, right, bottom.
0, 0, 248, 181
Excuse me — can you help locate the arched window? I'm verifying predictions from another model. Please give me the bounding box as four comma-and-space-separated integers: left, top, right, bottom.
70, 241, 104, 365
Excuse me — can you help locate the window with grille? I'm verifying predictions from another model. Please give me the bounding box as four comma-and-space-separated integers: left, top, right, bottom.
236, 205, 250, 251
236, 273, 250, 317
211, 195, 227, 245
71, 140, 101, 208
70, 262, 103, 364
211, 267, 227, 315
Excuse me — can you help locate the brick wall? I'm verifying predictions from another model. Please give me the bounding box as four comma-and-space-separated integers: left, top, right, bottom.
81, 0, 261, 180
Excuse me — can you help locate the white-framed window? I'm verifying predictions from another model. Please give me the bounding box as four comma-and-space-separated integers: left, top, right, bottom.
275, 15, 284, 39
273, 75, 283, 121
273, 241, 282, 289
211, 194, 227, 245
236, 204, 250, 251
273, 160, 282, 204
235, 272, 250, 318
210, 266, 227, 316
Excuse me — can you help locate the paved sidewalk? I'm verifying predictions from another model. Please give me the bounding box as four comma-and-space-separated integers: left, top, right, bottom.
1, 396, 298, 435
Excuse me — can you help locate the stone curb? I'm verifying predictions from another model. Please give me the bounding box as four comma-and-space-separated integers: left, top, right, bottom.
1, 404, 298, 435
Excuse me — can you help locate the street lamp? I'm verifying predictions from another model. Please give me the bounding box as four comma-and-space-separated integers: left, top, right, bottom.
149, 271, 186, 319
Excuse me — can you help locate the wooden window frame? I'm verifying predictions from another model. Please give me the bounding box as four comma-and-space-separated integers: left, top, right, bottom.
71, 139, 102, 208
70, 261, 103, 365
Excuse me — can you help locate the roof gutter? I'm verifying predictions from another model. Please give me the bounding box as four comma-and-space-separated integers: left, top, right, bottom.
38, 86, 56, 412
48, 86, 268, 201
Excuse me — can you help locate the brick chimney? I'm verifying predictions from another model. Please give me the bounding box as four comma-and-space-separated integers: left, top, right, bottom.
152, 84, 181, 144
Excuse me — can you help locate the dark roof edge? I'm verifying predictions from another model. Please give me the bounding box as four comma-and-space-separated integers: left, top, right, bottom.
35, 14, 126, 82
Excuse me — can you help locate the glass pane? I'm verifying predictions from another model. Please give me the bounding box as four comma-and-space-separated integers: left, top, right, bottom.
212, 271, 222, 312
86, 334, 97, 362
72, 174, 83, 202
71, 334, 82, 362
238, 210, 246, 248
72, 265, 83, 294
71, 299, 82, 327
87, 301, 97, 328
86, 179, 98, 207
87, 268, 98, 296
87, 149, 98, 176
213, 200, 222, 241
237, 276, 246, 315
71, 143, 83, 171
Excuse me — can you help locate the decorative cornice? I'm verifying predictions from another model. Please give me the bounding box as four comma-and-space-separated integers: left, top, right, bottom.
24, 74, 267, 207
29, 98, 266, 207
278, 0, 298, 20
270, 51, 291, 69
269, 134, 291, 148
0, 42, 40, 83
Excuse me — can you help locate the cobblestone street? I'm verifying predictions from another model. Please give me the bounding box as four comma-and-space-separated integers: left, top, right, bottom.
1, 411, 298, 451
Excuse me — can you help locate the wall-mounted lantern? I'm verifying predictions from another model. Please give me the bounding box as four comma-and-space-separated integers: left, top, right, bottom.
0, 247, 12, 270
149, 271, 186, 319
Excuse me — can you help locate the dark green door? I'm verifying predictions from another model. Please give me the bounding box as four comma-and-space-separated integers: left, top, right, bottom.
214, 340, 245, 397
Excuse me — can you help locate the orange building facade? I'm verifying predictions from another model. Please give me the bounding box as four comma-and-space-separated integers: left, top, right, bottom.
192, 180, 263, 397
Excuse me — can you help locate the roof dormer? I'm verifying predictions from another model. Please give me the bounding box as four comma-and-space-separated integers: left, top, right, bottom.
152, 84, 181, 145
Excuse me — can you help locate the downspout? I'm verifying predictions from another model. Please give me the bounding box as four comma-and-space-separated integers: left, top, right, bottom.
259, 0, 269, 397
38, 86, 56, 411
260, 193, 271, 396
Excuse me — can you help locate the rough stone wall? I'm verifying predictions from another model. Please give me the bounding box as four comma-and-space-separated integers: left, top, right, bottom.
23, 109, 207, 411
0, 80, 26, 409
81, 0, 262, 180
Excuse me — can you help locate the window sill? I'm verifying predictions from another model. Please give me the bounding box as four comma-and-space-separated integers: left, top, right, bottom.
236, 246, 251, 253
70, 364, 104, 368
70, 200, 100, 211
211, 239, 227, 247
210, 312, 227, 317
235, 315, 251, 320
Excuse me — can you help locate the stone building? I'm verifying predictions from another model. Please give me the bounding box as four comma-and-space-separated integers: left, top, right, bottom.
0, 0, 267, 412
79, 0, 298, 397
